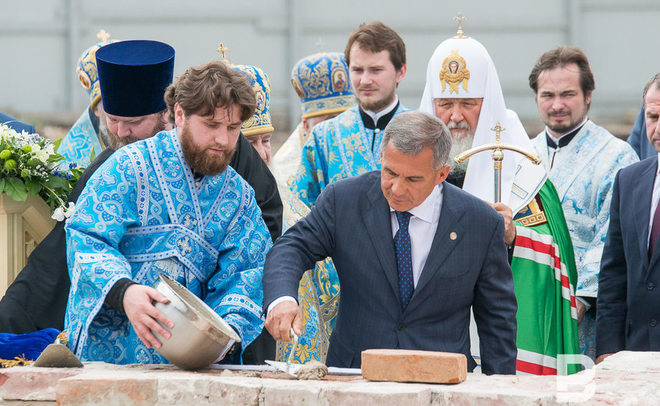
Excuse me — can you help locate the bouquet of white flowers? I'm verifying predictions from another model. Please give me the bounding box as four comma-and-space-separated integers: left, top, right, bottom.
0, 123, 83, 221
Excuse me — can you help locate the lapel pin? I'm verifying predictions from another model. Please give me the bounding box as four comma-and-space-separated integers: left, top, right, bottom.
450, 232, 457, 240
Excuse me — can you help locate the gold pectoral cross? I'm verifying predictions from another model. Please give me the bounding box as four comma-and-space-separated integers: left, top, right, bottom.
454, 122, 541, 202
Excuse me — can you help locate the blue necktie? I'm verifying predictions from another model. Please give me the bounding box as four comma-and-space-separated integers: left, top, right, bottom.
394, 211, 414, 310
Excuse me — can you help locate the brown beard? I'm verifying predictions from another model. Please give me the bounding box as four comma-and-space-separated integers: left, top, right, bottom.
356, 91, 396, 113
106, 114, 167, 149
179, 123, 236, 176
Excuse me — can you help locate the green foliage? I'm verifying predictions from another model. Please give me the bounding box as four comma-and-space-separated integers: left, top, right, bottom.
0, 123, 85, 213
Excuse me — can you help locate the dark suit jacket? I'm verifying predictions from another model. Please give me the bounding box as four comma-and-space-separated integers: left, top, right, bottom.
263, 171, 518, 374
230, 133, 282, 241
0, 112, 35, 134
597, 156, 660, 355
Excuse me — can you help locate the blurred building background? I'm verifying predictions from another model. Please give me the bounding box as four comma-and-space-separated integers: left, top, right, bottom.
1, 0, 658, 143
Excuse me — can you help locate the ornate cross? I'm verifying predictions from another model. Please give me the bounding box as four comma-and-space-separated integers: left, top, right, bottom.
454, 121, 541, 202
453, 12, 467, 38
315, 37, 326, 51
491, 122, 505, 143
216, 42, 229, 60
96, 29, 110, 42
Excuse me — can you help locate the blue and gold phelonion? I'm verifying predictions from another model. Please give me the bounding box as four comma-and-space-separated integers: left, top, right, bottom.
232, 64, 274, 136
290, 52, 355, 119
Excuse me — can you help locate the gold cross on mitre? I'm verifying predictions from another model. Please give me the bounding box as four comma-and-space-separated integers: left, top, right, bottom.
216, 42, 230, 61
315, 37, 326, 51
452, 12, 467, 39
96, 29, 111, 42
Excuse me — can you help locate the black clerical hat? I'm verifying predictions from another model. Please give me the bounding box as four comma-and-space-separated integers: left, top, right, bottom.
96, 40, 175, 117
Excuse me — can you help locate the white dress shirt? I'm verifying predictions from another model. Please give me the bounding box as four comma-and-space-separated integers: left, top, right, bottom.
267, 183, 444, 313
390, 184, 444, 287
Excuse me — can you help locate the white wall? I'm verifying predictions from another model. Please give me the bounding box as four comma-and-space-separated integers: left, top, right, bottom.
1, 0, 658, 132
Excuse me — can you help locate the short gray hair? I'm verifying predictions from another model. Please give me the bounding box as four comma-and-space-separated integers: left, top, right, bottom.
382, 111, 452, 170
643, 73, 660, 105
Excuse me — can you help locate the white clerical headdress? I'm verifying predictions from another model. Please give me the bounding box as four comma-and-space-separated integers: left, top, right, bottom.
420, 34, 543, 213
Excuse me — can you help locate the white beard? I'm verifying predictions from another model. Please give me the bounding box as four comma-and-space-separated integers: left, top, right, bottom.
448, 135, 474, 178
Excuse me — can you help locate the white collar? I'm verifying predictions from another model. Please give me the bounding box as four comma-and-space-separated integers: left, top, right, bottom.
362, 96, 399, 125
389, 183, 443, 224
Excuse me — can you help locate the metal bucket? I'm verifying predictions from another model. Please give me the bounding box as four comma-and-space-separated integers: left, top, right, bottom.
152, 274, 241, 370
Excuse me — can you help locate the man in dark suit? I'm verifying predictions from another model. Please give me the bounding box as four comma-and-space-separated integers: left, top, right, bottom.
263, 111, 517, 374
597, 73, 660, 363
0, 112, 35, 134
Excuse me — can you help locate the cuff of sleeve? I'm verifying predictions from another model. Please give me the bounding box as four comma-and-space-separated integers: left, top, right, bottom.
266, 296, 297, 315
577, 296, 592, 311
104, 278, 137, 313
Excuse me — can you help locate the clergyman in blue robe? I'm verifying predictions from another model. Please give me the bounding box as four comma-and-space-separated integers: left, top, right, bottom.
65, 56, 271, 364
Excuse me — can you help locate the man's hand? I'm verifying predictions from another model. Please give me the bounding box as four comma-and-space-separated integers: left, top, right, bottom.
576, 300, 587, 324
595, 353, 614, 364
265, 300, 302, 341
123, 284, 173, 349
488, 202, 516, 246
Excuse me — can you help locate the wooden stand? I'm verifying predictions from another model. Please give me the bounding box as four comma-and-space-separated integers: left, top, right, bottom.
0, 193, 55, 297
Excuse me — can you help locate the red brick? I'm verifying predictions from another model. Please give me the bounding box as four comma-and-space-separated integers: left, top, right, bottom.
0, 366, 82, 401
361, 349, 467, 384
57, 377, 158, 406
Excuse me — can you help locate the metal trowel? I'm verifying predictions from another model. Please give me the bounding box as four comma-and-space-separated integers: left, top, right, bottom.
265, 328, 300, 377
33, 337, 83, 368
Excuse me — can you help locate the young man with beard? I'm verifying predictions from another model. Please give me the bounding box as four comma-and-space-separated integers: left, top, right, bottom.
0, 41, 282, 363
419, 29, 581, 375
64, 59, 271, 364
291, 21, 409, 208
528, 47, 638, 361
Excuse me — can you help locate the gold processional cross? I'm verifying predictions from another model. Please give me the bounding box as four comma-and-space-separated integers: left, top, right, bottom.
454, 122, 541, 202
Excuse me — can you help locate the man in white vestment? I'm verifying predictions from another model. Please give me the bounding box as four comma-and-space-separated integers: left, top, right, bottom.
528, 46, 639, 360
